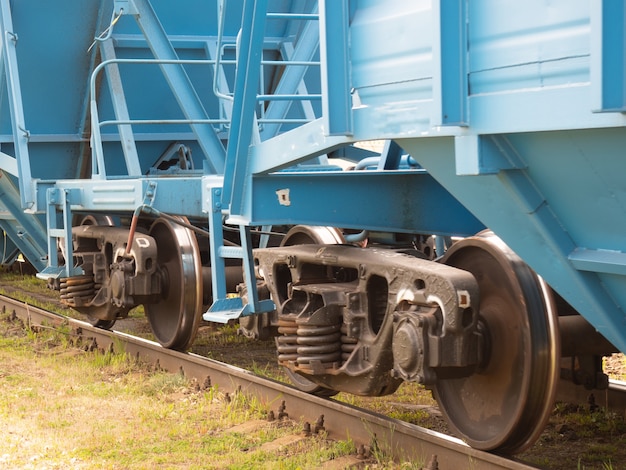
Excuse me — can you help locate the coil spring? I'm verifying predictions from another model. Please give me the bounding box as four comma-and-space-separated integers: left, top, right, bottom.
277, 318, 299, 363
340, 323, 357, 361
59, 275, 96, 307
277, 316, 346, 370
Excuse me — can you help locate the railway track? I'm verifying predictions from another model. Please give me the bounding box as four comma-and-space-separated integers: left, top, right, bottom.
0, 293, 540, 469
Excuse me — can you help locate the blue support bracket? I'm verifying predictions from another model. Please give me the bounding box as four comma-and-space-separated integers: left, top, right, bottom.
113, 0, 138, 16
238, 224, 275, 314
207, 186, 228, 308
455, 134, 526, 176
569, 248, 626, 276
99, 39, 142, 176
432, 0, 468, 126
250, 170, 484, 236
38, 187, 83, 280
319, 0, 352, 136
204, 185, 275, 323
221, 0, 269, 216
0, 0, 34, 209
250, 119, 354, 175
0, 170, 47, 271
591, 0, 626, 112
377, 141, 404, 170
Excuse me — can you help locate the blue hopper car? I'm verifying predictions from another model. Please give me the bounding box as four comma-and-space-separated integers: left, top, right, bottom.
0, 0, 624, 453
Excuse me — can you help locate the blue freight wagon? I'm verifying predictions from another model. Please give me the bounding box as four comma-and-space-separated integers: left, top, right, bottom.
0, 0, 623, 453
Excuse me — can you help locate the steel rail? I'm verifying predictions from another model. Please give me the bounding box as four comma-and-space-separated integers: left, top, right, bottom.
557, 378, 626, 411
0, 294, 538, 469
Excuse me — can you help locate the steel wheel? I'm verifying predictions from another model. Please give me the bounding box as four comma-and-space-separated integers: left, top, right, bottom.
87, 315, 116, 330
79, 214, 116, 227
145, 217, 202, 350
436, 231, 559, 453
283, 368, 339, 398
279, 225, 344, 397
280, 225, 345, 246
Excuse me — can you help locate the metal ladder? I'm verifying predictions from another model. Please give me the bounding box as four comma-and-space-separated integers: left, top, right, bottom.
205, 1, 323, 322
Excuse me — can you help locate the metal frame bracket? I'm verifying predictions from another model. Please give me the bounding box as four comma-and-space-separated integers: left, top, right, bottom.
38, 187, 84, 279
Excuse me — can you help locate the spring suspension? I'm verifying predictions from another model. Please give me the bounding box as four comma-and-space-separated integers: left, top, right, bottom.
59, 275, 96, 307
340, 323, 357, 361
277, 318, 299, 363
296, 321, 342, 368
276, 315, 345, 371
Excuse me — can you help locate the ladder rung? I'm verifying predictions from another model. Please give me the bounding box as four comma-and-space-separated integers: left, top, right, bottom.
49, 229, 66, 238
266, 13, 319, 20
257, 94, 321, 101
218, 246, 244, 259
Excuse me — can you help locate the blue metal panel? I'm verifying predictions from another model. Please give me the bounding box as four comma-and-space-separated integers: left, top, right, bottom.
431, 0, 467, 126
591, 0, 626, 112
35, 177, 206, 218
398, 134, 626, 353
468, 1, 590, 85
0, 0, 105, 184
349, 0, 434, 140
115, 0, 226, 174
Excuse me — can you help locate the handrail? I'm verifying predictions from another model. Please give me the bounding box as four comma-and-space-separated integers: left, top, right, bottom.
90, 3, 323, 177
99, 118, 310, 127
90, 57, 321, 177
90, 58, 321, 105
89, 58, 222, 177
213, 0, 231, 101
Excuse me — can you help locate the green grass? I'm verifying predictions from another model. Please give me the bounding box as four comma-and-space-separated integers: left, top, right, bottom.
0, 311, 368, 469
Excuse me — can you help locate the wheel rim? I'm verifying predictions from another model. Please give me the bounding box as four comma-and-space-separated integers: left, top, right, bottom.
280, 225, 345, 247
283, 368, 339, 397
87, 316, 116, 330
79, 214, 115, 227
145, 217, 202, 350
436, 231, 559, 453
